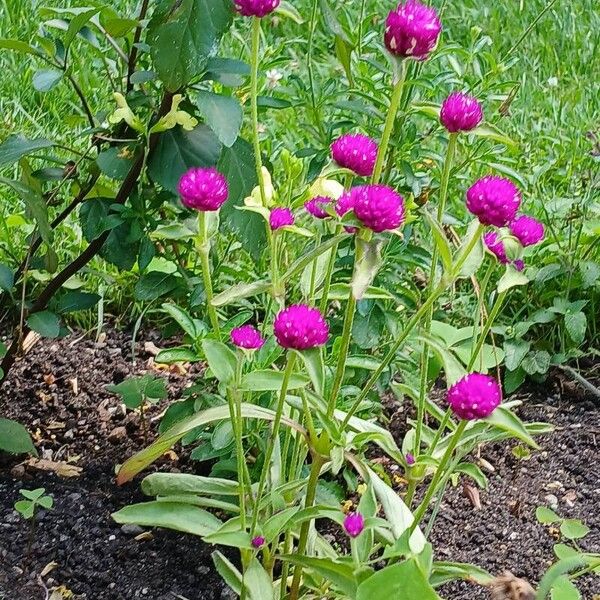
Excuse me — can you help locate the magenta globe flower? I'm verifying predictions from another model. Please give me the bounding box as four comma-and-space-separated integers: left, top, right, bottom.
406, 453, 416, 466
270, 207, 295, 230
343, 512, 365, 538
305, 196, 334, 219
331, 133, 378, 177
235, 0, 280, 18
384, 0, 442, 60
230, 325, 265, 350
447, 373, 502, 421
274, 305, 329, 350
510, 215, 545, 247
483, 231, 509, 264
335, 189, 359, 233
251, 535, 265, 548
466, 176, 521, 227
178, 167, 229, 212
352, 185, 405, 233
440, 92, 483, 133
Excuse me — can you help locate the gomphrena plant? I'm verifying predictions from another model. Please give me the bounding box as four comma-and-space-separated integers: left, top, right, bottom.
2, 0, 593, 597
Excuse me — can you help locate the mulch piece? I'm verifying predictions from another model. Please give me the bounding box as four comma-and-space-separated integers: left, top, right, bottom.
1, 328, 599, 598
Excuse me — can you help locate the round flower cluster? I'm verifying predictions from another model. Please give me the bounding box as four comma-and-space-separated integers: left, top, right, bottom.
483, 231, 508, 264
273, 305, 329, 350
447, 373, 502, 420
178, 168, 229, 212
270, 207, 295, 230
305, 196, 334, 219
343, 512, 365, 538
440, 92, 483, 133
230, 325, 265, 350
336, 185, 405, 233
331, 133, 379, 178
466, 176, 521, 228
235, 0, 280, 18
384, 0, 442, 60
510, 215, 545, 247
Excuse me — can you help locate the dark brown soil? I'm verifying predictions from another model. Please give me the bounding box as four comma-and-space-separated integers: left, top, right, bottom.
1, 328, 599, 599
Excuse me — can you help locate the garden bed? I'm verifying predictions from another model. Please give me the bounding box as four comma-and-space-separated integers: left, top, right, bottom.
1, 329, 598, 599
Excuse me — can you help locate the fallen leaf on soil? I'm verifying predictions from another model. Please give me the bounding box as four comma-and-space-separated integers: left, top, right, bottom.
478, 457, 496, 473
487, 571, 535, 600
135, 532, 154, 541
148, 357, 187, 375
562, 489, 576, 507
47, 421, 65, 430
22, 331, 41, 354
462, 482, 481, 510
144, 341, 161, 356
27, 458, 82, 478
40, 562, 59, 577
69, 377, 78, 395
49, 586, 74, 600
44, 373, 56, 385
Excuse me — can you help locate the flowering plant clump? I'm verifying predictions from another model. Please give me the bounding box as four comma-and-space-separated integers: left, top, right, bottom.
273, 304, 329, 350
178, 167, 229, 212
235, 0, 280, 18
440, 92, 484, 133
384, 0, 442, 60
331, 133, 378, 177
466, 175, 521, 227
230, 325, 265, 350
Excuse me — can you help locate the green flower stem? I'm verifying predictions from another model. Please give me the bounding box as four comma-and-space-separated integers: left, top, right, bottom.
289, 452, 326, 600
250, 17, 267, 206
341, 225, 484, 428
468, 289, 507, 371
414, 133, 458, 456
470, 261, 495, 358
250, 352, 297, 536
410, 420, 467, 532
197, 212, 220, 339
308, 232, 322, 302
319, 225, 342, 314
371, 59, 408, 184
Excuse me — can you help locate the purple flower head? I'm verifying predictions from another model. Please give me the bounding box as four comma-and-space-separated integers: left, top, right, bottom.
440, 92, 483, 133
466, 176, 521, 227
305, 196, 334, 219
178, 167, 229, 212
513, 259, 525, 272
510, 215, 545, 247
235, 0, 280, 18
251, 536, 265, 548
406, 453, 416, 466
273, 304, 329, 350
483, 231, 509, 264
270, 207, 295, 230
384, 0, 442, 60
230, 325, 265, 350
352, 184, 405, 232
447, 373, 502, 421
343, 512, 365, 538
331, 134, 379, 177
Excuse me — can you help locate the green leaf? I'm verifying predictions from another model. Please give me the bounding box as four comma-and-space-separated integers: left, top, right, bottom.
97, 146, 136, 180
14, 501, 35, 519
564, 312, 586, 345
351, 238, 384, 300
244, 558, 275, 600
0, 135, 54, 167
536, 557, 588, 600
116, 404, 304, 483
0, 263, 14, 292
64, 8, 100, 49
112, 501, 222, 536
56, 291, 100, 313
161, 303, 199, 339
0, 39, 43, 57
201, 339, 237, 384
455, 219, 484, 279
240, 369, 310, 391
423, 211, 452, 274
430, 561, 493, 587
560, 519, 589, 540
26, 311, 60, 338
107, 374, 167, 409
155, 347, 200, 364
148, 124, 221, 194
134, 272, 179, 302
357, 559, 440, 600
204, 57, 249, 87
484, 405, 539, 448
497, 265, 529, 293
521, 350, 551, 375
276, 1, 304, 23
295, 347, 324, 395
0, 418, 37, 455
550, 576, 581, 600
196, 90, 242, 148
418, 332, 466, 386
504, 339, 530, 371
147, 0, 233, 91
536, 506, 561, 524
32, 69, 63, 92
471, 123, 517, 148
141, 472, 239, 497
211, 280, 270, 307
212, 551, 242, 595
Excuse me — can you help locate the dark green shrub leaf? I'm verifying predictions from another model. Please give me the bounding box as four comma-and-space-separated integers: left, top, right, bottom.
135, 272, 180, 301
0, 135, 53, 168
196, 90, 242, 148
0, 418, 37, 455
32, 69, 63, 92
57, 291, 101, 313
27, 310, 60, 338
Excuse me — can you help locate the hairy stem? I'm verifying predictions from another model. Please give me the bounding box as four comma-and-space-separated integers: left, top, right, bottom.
197, 212, 221, 339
